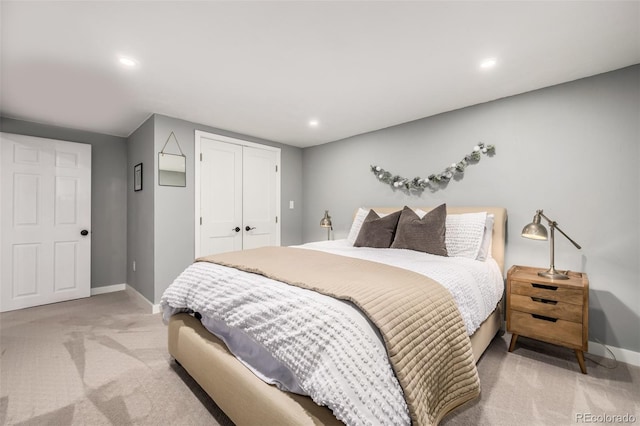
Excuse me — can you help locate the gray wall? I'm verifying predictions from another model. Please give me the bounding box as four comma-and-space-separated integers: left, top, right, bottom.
126, 115, 155, 302
0, 113, 303, 305
146, 114, 303, 303
301, 65, 640, 353
0, 117, 128, 289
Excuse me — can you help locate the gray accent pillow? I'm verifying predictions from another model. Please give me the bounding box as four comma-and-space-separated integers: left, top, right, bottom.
391, 204, 448, 256
354, 209, 402, 248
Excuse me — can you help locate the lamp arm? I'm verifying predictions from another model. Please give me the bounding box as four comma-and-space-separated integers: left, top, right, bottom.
552, 224, 581, 250
538, 211, 581, 250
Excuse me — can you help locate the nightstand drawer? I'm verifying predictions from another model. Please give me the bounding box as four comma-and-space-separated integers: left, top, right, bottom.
511, 280, 583, 305
510, 294, 582, 322
510, 310, 583, 348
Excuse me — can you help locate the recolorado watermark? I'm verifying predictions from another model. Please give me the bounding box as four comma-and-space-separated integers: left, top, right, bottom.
576, 413, 637, 423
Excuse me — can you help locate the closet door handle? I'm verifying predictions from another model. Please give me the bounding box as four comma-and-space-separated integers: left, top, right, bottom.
245, 226, 256, 231
232, 227, 241, 233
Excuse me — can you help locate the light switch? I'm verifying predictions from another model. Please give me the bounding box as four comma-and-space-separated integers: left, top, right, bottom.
289, 200, 295, 209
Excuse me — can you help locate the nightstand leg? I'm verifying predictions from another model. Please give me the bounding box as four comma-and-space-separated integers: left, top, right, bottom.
508, 334, 519, 352
575, 350, 587, 374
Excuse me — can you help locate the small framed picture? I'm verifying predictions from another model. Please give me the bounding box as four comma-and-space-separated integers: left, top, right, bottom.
134, 163, 143, 192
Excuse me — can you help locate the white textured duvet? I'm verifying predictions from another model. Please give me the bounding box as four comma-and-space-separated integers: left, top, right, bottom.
161, 240, 503, 426
300, 240, 504, 335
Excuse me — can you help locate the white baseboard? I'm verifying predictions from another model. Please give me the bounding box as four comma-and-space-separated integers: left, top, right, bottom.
124, 284, 162, 314
91, 283, 126, 296
588, 340, 640, 367
91, 283, 160, 314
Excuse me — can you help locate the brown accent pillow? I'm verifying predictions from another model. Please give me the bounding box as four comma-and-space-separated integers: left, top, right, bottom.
391, 204, 448, 256
354, 209, 402, 248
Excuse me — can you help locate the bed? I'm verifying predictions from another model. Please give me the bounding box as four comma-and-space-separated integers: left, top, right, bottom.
163, 205, 507, 426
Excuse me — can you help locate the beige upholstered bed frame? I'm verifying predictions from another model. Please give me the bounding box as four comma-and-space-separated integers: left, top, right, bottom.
168, 206, 507, 425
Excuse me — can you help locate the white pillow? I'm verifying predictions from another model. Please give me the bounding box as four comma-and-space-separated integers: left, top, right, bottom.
476, 214, 494, 261
445, 212, 487, 260
414, 208, 428, 219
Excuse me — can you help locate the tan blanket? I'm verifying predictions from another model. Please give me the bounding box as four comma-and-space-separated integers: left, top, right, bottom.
198, 246, 480, 425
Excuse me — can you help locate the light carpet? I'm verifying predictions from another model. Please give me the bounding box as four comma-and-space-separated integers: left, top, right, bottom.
0, 291, 638, 425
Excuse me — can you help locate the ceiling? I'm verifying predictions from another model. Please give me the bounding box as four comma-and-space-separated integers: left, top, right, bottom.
1, 1, 638, 148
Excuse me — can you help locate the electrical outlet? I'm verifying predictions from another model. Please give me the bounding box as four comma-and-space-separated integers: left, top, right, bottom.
289, 200, 294, 209
133, 260, 136, 272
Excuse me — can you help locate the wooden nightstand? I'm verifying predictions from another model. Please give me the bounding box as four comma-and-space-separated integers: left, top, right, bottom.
506, 265, 589, 374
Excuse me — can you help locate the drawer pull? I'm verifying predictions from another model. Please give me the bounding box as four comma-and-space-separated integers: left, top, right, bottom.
532, 283, 558, 291
532, 314, 558, 322
531, 297, 557, 305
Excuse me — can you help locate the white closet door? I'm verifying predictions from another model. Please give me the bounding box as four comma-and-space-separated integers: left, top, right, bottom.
242, 146, 278, 250
1, 133, 91, 312
196, 131, 280, 257
199, 138, 243, 256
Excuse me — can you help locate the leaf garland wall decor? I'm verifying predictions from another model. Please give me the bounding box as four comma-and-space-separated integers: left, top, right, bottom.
371, 142, 495, 191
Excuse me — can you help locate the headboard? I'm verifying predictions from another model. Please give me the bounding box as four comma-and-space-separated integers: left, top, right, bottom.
367, 206, 507, 275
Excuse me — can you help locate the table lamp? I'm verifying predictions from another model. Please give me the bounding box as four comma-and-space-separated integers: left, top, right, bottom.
521, 209, 581, 280
320, 210, 332, 240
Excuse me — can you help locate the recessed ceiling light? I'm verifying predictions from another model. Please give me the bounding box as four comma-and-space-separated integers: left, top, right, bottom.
118, 56, 137, 67
308, 120, 319, 127
480, 58, 497, 69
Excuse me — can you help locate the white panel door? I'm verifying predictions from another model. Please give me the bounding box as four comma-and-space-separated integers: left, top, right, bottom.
1, 132, 91, 312
199, 138, 243, 256
242, 146, 278, 250
196, 131, 280, 257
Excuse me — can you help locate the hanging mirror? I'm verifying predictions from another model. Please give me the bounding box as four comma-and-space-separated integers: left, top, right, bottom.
158, 153, 186, 186
158, 131, 186, 187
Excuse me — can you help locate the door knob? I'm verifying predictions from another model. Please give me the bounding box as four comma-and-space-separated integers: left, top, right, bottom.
245, 226, 256, 231
80, 229, 89, 236
232, 227, 241, 232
